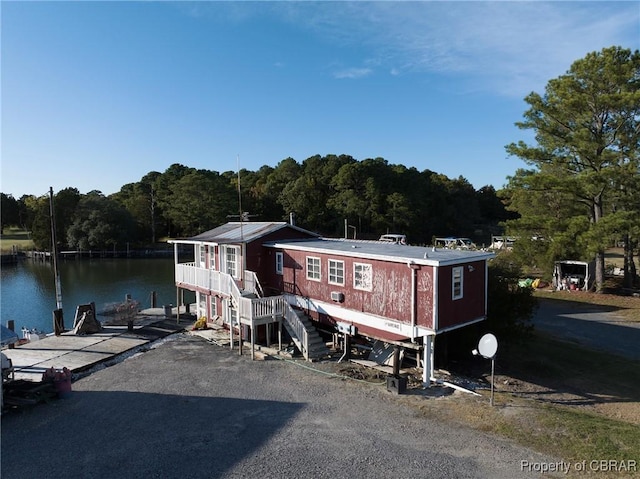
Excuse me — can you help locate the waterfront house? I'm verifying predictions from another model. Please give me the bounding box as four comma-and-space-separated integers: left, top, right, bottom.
169, 221, 495, 386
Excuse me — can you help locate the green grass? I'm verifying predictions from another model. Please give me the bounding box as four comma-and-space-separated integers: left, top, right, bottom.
408, 329, 640, 477
536, 406, 640, 463
0, 227, 34, 253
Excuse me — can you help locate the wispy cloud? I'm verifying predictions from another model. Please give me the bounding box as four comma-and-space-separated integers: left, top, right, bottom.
274, 2, 640, 97
333, 67, 372, 79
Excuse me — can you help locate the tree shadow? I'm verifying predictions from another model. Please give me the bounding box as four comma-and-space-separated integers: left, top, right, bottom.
1, 390, 304, 478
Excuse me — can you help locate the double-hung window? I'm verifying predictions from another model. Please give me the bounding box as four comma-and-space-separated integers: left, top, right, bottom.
210, 296, 217, 318
452, 266, 464, 300
209, 246, 216, 270
275, 252, 284, 275
306, 256, 321, 281
354, 263, 372, 291
221, 245, 240, 279
328, 259, 344, 286
198, 245, 206, 268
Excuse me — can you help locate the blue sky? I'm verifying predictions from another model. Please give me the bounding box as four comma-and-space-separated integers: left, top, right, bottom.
2, 1, 638, 199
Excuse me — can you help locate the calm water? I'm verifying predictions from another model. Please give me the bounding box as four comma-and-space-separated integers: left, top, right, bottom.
1, 258, 190, 335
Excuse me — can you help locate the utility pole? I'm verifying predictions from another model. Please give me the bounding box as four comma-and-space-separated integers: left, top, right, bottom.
50, 187, 64, 334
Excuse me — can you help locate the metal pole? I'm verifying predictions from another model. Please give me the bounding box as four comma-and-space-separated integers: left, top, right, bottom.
49, 188, 62, 311
490, 356, 495, 407
50, 187, 64, 335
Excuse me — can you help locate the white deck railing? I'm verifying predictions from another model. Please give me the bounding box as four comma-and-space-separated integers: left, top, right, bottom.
175, 263, 229, 295
281, 303, 309, 359
175, 262, 310, 358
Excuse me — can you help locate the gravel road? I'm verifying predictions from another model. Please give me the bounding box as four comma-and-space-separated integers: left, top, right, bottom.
532, 297, 640, 360
2, 333, 557, 479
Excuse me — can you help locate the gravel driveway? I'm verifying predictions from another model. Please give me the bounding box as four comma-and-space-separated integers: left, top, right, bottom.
2, 333, 557, 479
532, 298, 640, 360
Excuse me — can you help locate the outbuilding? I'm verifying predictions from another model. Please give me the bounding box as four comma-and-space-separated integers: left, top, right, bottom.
553, 260, 595, 291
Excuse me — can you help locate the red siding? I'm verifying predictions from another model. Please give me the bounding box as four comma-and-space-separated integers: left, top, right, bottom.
261, 248, 437, 330
436, 260, 486, 330
246, 228, 316, 286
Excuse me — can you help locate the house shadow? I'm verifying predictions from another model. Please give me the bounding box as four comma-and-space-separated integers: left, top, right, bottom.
1, 390, 304, 478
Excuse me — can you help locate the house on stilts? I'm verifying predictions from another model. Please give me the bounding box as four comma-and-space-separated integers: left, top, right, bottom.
168, 221, 495, 387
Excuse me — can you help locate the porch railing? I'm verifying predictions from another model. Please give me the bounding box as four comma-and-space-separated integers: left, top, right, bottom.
281, 303, 309, 359
243, 270, 264, 298
175, 263, 229, 295
175, 262, 310, 359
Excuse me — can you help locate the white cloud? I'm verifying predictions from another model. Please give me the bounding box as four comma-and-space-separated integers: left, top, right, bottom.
333, 67, 372, 79
274, 1, 640, 97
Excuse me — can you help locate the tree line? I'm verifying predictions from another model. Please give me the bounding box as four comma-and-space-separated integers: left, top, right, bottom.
0, 157, 514, 252
1, 46, 638, 293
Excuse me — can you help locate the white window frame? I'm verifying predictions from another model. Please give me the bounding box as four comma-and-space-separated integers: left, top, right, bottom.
210, 296, 217, 318
275, 252, 284, 275
197, 292, 207, 319
354, 263, 372, 291
328, 259, 344, 286
228, 306, 238, 326
452, 266, 464, 300
198, 244, 206, 268
221, 245, 240, 279
208, 246, 216, 270
306, 256, 321, 281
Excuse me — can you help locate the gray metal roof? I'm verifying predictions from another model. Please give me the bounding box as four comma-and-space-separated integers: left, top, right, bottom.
263, 237, 495, 266
181, 222, 318, 244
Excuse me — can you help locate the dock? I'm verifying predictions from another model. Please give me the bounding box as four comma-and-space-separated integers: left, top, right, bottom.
2, 308, 195, 383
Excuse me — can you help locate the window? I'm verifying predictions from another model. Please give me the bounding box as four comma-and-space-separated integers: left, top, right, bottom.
221, 245, 240, 278
354, 263, 372, 291
306, 256, 321, 281
275, 252, 284, 275
452, 266, 463, 300
198, 292, 207, 318
228, 307, 238, 326
198, 245, 206, 267
328, 259, 344, 285
210, 296, 217, 318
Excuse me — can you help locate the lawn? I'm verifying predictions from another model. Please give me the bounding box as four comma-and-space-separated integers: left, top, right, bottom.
0, 228, 34, 253
405, 289, 640, 477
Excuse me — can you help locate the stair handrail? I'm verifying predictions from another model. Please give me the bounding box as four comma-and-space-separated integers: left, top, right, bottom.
280, 301, 309, 360
243, 270, 264, 298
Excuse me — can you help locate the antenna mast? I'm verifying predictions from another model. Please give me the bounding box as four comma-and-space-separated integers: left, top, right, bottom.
237, 155, 243, 241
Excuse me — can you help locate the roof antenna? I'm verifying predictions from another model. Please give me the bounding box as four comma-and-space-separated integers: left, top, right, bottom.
237, 154, 243, 241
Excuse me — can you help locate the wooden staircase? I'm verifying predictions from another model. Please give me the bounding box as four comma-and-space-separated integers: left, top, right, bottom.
285, 310, 331, 361
236, 273, 329, 362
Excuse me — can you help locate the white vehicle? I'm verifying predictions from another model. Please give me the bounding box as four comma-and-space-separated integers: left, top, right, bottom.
378, 234, 407, 245
434, 237, 476, 249
489, 236, 517, 250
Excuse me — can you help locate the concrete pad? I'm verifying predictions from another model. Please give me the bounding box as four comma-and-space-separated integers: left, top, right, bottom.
16, 335, 106, 350
82, 336, 148, 354
2, 316, 190, 383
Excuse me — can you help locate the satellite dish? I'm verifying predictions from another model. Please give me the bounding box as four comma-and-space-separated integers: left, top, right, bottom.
471, 333, 499, 406
477, 333, 498, 359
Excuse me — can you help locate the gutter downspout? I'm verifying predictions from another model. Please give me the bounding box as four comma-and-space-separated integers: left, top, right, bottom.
407, 262, 419, 342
